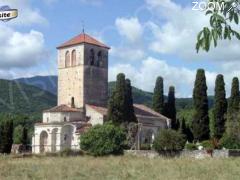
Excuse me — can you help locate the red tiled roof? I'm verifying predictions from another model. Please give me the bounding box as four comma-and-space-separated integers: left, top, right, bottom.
86, 104, 108, 115
43, 105, 81, 113
57, 33, 110, 49
133, 104, 169, 118
86, 104, 169, 120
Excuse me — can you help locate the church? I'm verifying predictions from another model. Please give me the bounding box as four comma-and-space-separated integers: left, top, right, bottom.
32, 32, 171, 153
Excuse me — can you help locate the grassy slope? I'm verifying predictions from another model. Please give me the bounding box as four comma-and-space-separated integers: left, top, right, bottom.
0, 79, 57, 114
1, 156, 240, 180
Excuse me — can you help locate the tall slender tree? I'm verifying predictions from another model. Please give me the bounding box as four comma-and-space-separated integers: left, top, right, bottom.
107, 73, 126, 125
166, 86, 177, 129
0, 117, 14, 154
211, 74, 227, 139
125, 79, 137, 123
153, 76, 164, 114
192, 69, 209, 141
226, 77, 240, 137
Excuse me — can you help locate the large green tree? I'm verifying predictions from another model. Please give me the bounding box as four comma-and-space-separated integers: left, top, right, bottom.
211, 74, 227, 139
197, 0, 240, 52
226, 77, 240, 137
107, 73, 126, 124
166, 86, 177, 129
192, 69, 210, 141
153, 76, 164, 114
107, 74, 136, 125
0, 116, 14, 154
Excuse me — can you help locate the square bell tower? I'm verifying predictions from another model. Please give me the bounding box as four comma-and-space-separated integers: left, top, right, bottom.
56, 33, 110, 108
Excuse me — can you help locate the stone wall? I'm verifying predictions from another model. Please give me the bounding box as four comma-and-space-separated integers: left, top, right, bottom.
125, 150, 240, 158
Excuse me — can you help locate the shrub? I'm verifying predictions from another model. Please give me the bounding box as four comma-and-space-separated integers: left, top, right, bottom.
140, 144, 151, 150
219, 135, 240, 149
153, 129, 186, 153
201, 140, 214, 150
185, 143, 198, 150
80, 123, 126, 156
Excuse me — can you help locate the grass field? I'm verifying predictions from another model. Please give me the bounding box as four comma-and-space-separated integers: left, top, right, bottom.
0, 155, 240, 180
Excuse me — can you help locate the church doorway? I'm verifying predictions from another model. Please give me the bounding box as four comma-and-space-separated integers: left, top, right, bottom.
40, 131, 48, 153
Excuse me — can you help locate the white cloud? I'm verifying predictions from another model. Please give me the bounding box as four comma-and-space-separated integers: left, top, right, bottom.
109, 57, 239, 98
145, 0, 240, 62
110, 46, 145, 61
0, 25, 46, 69
115, 17, 143, 43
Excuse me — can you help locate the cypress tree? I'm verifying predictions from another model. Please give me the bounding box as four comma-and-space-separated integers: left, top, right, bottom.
125, 79, 137, 123
107, 73, 126, 125
166, 86, 177, 129
153, 76, 164, 114
211, 74, 227, 139
0, 117, 13, 154
228, 77, 240, 113
226, 77, 240, 137
192, 69, 209, 141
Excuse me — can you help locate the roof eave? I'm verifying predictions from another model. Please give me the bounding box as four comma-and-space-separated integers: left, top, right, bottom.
56, 42, 111, 50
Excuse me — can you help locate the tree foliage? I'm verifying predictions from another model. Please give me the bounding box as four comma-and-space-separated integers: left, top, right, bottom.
179, 118, 194, 143
211, 74, 227, 138
80, 123, 126, 156
192, 69, 210, 141
153, 76, 164, 114
125, 79, 137, 123
226, 77, 240, 137
0, 116, 13, 154
196, 0, 240, 52
107, 74, 136, 125
13, 125, 28, 145
153, 129, 186, 153
165, 86, 177, 129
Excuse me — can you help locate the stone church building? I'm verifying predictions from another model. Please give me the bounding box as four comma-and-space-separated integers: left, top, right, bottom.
32, 33, 171, 153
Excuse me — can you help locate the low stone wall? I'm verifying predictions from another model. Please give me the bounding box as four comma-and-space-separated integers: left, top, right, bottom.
125, 150, 240, 159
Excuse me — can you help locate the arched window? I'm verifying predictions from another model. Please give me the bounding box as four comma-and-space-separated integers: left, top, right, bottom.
71, 50, 76, 66
65, 51, 70, 67
97, 51, 102, 67
89, 49, 95, 66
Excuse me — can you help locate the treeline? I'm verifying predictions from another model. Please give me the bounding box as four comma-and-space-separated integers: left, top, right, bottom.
0, 114, 36, 154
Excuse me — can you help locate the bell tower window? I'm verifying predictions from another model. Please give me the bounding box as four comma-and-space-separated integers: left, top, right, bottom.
89, 49, 95, 66
97, 51, 102, 67
71, 50, 76, 66
65, 51, 70, 67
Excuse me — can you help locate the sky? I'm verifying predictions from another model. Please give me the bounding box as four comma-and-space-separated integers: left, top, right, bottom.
0, 0, 240, 98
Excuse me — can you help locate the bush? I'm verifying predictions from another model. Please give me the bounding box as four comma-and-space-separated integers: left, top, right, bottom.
185, 143, 198, 150
201, 140, 214, 150
140, 144, 151, 150
153, 129, 186, 153
219, 135, 240, 149
80, 123, 126, 156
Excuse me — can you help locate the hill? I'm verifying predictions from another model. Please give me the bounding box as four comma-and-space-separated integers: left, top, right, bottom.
14, 76, 214, 111
0, 79, 57, 114
15, 76, 58, 95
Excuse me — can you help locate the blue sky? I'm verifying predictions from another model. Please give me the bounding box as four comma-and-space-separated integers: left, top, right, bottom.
0, 0, 240, 97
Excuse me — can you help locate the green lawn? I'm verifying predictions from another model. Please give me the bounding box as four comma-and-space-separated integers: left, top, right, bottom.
0, 155, 240, 180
